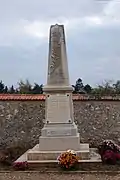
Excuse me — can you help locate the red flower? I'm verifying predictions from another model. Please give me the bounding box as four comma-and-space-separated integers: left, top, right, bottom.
12, 161, 28, 170
101, 150, 116, 165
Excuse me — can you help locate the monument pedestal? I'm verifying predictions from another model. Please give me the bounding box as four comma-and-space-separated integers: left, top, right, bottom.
27, 123, 90, 161
26, 91, 90, 160
26, 106, 90, 161
39, 122, 81, 151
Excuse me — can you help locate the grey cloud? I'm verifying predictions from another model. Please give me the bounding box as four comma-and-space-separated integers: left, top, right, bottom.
0, 0, 105, 22
66, 22, 120, 85
0, 44, 47, 87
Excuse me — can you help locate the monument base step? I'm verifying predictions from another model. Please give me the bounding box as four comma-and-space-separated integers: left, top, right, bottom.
15, 148, 102, 171
27, 143, 90, 160
39, 134, 83, 151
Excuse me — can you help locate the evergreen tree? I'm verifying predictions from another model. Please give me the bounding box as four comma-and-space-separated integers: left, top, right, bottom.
113, 80, 120, 94
32, 83, 43, 94
4, 86, 8, 93
84, 84, 92, 94
74, 78, 85, 94
0, 81, 4, 93
18, 79, 32, 94
9, 85, 15, 94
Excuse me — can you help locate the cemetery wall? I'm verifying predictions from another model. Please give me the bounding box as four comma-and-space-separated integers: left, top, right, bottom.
0, 99, 120, 148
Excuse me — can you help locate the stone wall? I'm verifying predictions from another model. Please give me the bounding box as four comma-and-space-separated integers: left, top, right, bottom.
0, 100, 120, 148
74, 101, 120, 146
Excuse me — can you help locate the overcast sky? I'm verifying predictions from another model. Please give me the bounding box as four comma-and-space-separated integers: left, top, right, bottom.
0, 0, 120, 87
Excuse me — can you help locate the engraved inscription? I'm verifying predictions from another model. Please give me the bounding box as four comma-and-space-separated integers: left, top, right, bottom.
47, 24, 68, 85
49, 25, 61, 75
46, 94, 71, 123
47, 129, 71, 137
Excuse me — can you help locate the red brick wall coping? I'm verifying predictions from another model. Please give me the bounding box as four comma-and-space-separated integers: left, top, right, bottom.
0, 94, 120, 101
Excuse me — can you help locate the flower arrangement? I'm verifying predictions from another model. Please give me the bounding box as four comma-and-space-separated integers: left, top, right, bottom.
12, 161, 28, 170
57, 149, 79, 170
98, 140, 120, 165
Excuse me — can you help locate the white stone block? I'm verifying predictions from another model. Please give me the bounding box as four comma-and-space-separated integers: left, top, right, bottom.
39, 134, 81, 151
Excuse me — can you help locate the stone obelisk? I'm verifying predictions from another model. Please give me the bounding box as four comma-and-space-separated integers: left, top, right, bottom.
27, 24, 89, 161
39, 24, 80, 151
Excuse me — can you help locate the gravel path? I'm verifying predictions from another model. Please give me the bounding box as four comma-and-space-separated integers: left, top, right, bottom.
0, 172, 120, 180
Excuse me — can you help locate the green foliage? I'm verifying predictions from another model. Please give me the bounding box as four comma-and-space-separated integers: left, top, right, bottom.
74, 78, 84, 93
1, 78, 120, 95
17, 80, 43, 94
0, 81, 5, 93
8, 85, 15, 94
113, 80, 120, 94
73, 78, 92, 94
4, 86, 8, 93
84, 84, 92, 94
18, 80, 32, 94
32, 83, 43, 94
91, 80, 115, 95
